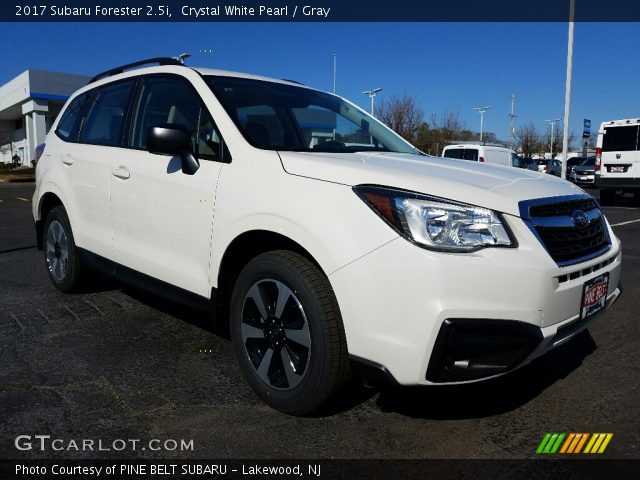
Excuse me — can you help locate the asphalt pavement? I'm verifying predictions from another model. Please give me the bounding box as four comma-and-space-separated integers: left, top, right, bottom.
1, 182, 639, 459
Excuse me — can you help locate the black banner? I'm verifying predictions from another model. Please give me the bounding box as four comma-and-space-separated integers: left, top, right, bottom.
2, 459, 639, 480
4, 0, 640, 22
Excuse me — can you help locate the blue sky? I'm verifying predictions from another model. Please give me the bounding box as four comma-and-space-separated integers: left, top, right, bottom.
1, 22, 637, 140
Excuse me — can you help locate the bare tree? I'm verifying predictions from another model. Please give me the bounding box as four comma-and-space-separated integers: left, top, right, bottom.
516, 122, 540, 158
375, 94, 425, 143
413, 111, 471, 155
542, 126, 575, 158
430, 111, 467, 141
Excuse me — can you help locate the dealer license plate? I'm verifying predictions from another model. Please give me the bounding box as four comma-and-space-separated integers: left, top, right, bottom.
581, 273, 609, 321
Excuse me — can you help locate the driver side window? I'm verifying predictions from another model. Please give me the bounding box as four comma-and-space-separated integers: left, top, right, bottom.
130, 75, 223, 159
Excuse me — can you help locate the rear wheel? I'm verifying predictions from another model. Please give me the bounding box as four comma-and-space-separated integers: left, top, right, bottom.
43, 206, 87, 292
229, 251, 349, 415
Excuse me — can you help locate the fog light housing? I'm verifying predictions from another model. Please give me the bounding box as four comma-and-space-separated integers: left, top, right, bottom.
426, 319, 543, 382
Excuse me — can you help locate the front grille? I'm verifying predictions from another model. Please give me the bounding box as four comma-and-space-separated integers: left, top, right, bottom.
521, 196, 611, 266
536, 217, 608, 264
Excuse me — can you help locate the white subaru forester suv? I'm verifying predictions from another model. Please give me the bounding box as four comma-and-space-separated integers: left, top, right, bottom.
32, 58, 622, 415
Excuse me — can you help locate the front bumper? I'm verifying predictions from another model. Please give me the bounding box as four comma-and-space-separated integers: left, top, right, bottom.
330, 215, 622, 386
572, 174, 595, 185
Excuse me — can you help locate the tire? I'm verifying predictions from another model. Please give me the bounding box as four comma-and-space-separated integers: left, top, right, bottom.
229, 251, 349, 415
43, 206, 87, 292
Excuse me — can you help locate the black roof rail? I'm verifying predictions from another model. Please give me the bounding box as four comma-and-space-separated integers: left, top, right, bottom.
88, 57, 186, 84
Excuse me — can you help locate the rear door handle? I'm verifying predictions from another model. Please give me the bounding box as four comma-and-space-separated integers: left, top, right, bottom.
61, 154, 73, 166
112, 166, 130, 180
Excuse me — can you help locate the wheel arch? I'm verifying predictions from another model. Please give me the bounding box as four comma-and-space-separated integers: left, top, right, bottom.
36, 192, 65, 250
215, 229, 326, 327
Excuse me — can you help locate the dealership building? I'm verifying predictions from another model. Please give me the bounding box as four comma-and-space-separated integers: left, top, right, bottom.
0, 70, 90, 166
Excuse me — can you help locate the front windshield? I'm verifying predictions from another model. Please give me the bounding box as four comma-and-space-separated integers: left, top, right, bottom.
581, 156, 596, 166
206, 76, 417, 154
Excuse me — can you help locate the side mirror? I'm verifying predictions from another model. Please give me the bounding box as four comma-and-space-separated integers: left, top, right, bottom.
147, 124, 200, 175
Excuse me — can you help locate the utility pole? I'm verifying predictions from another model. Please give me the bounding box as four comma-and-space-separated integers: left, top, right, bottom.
474, 106, 492, 142
561, 0, 575, 179
509, 93, 517, 149
333, 54, 336, 94
363, 88, 383, 116
545, 118, 561, 158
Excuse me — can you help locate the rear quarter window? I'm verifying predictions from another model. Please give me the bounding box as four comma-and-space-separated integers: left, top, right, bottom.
602, 125, 638, 152
55, 92, 92, 142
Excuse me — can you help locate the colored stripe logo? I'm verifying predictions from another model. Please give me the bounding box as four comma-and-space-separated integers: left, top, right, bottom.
537, 433, 613, 454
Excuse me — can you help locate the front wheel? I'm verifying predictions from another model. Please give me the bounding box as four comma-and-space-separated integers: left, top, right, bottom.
229, 251, 349, 415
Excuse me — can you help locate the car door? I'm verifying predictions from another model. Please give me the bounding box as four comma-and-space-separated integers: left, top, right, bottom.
600, 125, 639, 181
55, 80, 136, 259
110, 74, 229, 297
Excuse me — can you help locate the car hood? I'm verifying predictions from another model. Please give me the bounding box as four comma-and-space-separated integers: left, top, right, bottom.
278, 151, 585, 217
574, 166, 595, 174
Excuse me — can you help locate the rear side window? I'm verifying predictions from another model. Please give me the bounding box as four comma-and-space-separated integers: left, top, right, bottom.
79, 80, 135, 146
55, 92, 92, 141
602, 125, 638, 152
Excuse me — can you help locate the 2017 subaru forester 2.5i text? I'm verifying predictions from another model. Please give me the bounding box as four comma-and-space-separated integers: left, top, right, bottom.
32, 58, 622, 415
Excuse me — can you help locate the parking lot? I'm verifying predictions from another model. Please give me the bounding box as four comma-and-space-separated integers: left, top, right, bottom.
1, 182, 638, 459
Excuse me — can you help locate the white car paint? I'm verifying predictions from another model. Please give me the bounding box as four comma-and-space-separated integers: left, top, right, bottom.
33, 63, 623, 389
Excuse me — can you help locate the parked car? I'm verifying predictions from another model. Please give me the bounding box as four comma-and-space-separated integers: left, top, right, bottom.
32, 57, 623, 415
595, 118, 640, 203
570, 156, 597, 187
442, 143, 518, 167
536, 158, 549, 173
546, 159, 563, 177
566, 156, 587, 179
513, 156, 538, 171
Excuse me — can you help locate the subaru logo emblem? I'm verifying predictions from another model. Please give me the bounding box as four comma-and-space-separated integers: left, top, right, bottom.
571, 210, 589, 229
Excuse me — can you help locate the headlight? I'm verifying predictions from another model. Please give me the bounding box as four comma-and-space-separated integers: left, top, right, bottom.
354, 185, 515, 252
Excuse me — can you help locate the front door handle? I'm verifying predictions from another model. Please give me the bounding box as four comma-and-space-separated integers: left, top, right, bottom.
112, 166, 130, 180
61, 154, 73, 165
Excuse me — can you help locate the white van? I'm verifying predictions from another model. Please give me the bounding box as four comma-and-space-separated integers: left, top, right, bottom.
595, 118, 640, 202
442, 143, 519, 168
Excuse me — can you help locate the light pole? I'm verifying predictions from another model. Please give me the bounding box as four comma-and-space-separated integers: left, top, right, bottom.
363, 88, 383, 116
474, 106, 492, 142
509, 93, 517, 149
545, 118, 561, 158
561, 0, 575, 179
333, 54, 336, 94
